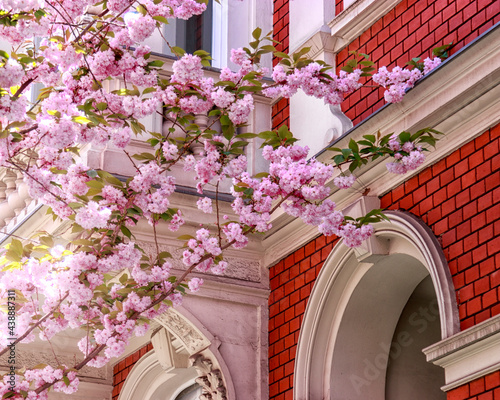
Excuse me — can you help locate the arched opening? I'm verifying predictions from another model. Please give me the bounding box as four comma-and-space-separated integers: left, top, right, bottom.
385, 276, 444, 400
117, 331, 200, 400
294, 210, 459, 400
119, 308, 233, 400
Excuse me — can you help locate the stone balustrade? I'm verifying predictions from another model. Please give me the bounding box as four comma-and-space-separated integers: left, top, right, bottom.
0, 168, 33, 230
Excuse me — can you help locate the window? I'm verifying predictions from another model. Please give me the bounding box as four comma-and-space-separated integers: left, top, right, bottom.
146, 0, 226, 68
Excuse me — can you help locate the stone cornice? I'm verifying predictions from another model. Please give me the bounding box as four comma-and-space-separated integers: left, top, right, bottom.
423, 314, 500, 391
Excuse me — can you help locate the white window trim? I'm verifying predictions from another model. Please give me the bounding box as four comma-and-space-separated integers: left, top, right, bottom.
211, 0, 228, 69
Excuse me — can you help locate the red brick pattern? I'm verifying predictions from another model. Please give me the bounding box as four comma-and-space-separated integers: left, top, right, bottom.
272, 0, 290, 130
269, 234, 340, 400
268, 124, 500, 400
381, 125, 500, 330
112, 343, 153, 400
337, 0, 500, 126
447, 370, 500, 400
336, 0, 344, 16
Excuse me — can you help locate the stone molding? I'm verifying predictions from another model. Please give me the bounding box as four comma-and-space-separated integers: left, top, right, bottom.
423, 314, 500, 391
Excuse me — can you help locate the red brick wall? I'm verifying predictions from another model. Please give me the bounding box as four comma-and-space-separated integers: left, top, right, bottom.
273, 0, 290, 130
269, 235, 340, 399
337, 0, 500, 126
447, 370, 500, 400
336, 0, 344, 16
112, 343, 153, 400
268, 124, 500, 398
381, 124, 500, 330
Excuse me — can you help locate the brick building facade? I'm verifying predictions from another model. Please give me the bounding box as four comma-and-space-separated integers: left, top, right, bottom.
269, 0, 500, 399
34, 1, 498, 399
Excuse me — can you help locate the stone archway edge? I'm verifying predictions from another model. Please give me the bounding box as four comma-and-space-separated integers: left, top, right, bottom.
119, 307, 235, 400
293, 209, 460, 400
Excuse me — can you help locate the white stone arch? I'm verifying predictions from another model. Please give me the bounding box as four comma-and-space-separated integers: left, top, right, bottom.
119, 307, 235, 400
294, 210, 460, 400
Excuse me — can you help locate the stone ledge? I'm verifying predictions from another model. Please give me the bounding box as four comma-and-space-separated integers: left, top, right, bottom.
423, 314, 500, 391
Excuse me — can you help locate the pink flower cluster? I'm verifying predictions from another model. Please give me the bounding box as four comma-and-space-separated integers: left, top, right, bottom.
75, 201, 112, 230
333, 174, 356, 189
373, 57, 442, 103
182, 228, 222, 266
337, 223, 374, 248
263, 63, 362, 106
129, 163, 177, 223
385, 134, 426, 174
0, 367, 79, 399
169, 53, 256, 125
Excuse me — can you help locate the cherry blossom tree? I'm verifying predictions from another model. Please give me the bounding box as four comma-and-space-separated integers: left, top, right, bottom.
0, 0, 446, 397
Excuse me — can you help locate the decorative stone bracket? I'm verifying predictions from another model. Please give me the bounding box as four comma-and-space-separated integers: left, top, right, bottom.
153, 308, 231, 399
191, 353, 227, 400
342, 196, 389, 262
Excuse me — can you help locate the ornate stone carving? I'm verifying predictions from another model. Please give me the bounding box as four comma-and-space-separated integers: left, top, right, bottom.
154, 308, 210, 355
191, 354, 227, 400
137, 241, 261, 282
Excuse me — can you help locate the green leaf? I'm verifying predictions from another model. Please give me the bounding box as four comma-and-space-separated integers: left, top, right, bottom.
96, 102, 108, 111
86, 169, 98, 178
260, 45, 276, 52
86, 180, 104, 189
398, 131, 411, 143
157, 251, 172, 259
153, 15, 169, 24
341, 148, 352, 158
274, 51, 289, 59
363, 134, 376, 143
171, 46, 185, 57
333, 154, 345, 165
252, 27, 262, 40
348, 139, 359, 153
143, 87, 157, 95
148, 60, 164, 68
177, 234, 195, 241
136, 4, 147, 15
9, 239, 23, 256
73, 116, 92, 125
257, 131, 277, 139
230, 141, 248, 148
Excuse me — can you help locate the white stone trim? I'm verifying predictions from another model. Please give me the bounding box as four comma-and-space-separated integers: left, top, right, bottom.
424, 314, 500, 391
264, 23, 500, 268
328, 0, 403, 52
118, 350, 198, 400
118, 307, 236, 400
211, 0, 228, 69
293, 211, 459, 400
